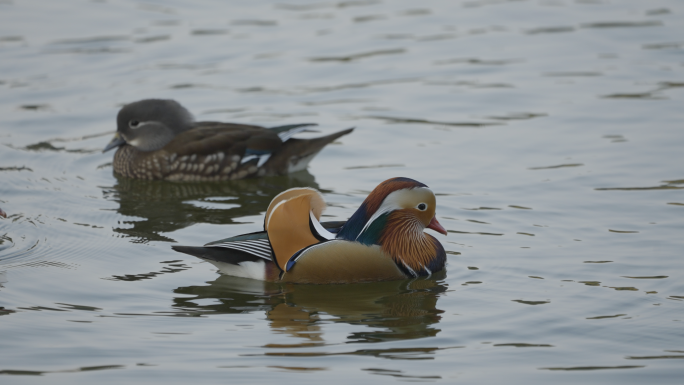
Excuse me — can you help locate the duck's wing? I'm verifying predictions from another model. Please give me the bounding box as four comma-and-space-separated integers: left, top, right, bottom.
172, 230, 276, 281
173, 229, 271, 263
281, 240, 406, 284
172, 240, 270, 265
171, 124, 281, 157
141, 124, 281, 179
172, 220, 346, 281
173, 243, 278, 281
202, 221, 345, 246
240, 123, 318, 167
166, 123, 331, 169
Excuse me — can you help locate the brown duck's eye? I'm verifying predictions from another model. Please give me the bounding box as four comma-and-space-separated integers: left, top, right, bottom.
129, 120, 140, 128
417, 203, 427, 211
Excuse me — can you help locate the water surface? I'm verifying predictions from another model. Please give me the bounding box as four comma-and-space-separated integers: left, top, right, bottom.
1, 0, 683, 383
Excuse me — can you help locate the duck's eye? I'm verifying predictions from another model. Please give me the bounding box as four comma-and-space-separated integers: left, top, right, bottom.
129, 120, 140, 128
417, 203, 427, 211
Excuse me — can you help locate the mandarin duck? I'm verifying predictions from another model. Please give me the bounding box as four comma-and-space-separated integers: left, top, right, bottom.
173, 177, 447, 284
103, 99, 353, 181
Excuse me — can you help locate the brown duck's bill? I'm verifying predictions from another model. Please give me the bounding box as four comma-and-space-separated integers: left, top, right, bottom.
103, 132, 125, 153
0, 208, 6, 218
428, 216, 447, 235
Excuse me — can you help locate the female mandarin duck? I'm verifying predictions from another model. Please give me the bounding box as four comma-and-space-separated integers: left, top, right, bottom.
103, 99, 353, 181
173, 177, 448, 284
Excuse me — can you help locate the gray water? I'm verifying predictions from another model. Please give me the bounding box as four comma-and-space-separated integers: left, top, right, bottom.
1, 0, 683, 383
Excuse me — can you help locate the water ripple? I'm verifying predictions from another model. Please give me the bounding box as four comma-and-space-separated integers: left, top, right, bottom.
310, 48, 405, 62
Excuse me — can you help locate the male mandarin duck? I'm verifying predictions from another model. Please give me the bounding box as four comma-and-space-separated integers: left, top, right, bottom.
103, 99, 353, 181
173, 177, 448, 284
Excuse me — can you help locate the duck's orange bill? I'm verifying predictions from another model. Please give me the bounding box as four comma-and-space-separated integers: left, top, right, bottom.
428, 217, 447, 235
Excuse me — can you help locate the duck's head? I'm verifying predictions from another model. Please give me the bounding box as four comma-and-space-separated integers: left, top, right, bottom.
337, 177, 447, 242
103, 99, 194, 153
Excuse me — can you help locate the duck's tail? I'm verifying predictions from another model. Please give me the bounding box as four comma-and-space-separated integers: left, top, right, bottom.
269, 127, 354, 174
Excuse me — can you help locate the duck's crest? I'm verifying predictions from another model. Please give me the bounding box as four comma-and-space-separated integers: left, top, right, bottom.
337, 177, 428, 241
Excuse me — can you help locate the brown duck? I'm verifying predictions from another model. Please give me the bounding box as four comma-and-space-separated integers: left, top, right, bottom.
173, 177, 448, 284
103, 99, 353, 181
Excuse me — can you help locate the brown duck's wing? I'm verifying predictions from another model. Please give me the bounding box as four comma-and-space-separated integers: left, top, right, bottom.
282, 240, 406, 284
167, 125, 282, 157
138, 125, 283, 181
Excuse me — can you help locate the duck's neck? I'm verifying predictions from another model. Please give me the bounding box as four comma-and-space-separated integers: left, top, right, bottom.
378, 211, 437, 276
336, 202, 370, 241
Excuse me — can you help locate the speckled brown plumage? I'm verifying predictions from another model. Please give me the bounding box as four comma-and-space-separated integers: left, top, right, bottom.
105, 99, 353, 181
112, 125, 352, 181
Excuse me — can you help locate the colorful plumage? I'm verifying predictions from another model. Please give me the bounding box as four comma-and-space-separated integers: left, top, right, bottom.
173, 177, 447, 284
103, 99, 353, 181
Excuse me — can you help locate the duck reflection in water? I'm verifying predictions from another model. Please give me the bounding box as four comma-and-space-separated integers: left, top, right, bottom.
101, 171, 327, 242
173, 274, 447, 343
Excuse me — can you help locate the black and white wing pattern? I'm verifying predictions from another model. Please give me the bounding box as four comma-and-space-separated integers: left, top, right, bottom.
206, 238, 272, 261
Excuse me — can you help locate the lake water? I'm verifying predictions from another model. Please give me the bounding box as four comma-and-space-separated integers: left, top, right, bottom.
1, 0, 683, 383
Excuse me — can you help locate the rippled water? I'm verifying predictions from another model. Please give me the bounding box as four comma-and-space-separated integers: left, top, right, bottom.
1, 0, 683, 382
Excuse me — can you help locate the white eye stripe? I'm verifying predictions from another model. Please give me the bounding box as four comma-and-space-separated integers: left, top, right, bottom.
129, 120, 152, 129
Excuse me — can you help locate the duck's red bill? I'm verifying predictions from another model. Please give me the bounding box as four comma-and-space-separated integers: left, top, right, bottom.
428, 217, 447, 235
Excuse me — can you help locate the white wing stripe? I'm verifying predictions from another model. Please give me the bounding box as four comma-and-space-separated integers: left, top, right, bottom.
232, 239, 269, 244
211, 239, 270, 247
310, 210, 336, 240
277, 126, 309, 142
212, 242, 270, 253
217, 243, 270, 253
211, 242, 270, 249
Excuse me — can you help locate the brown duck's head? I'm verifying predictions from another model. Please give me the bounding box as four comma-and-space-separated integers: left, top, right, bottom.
103, 99, 194, 153
370, 180, 447, 236
340, 177, 447, 243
